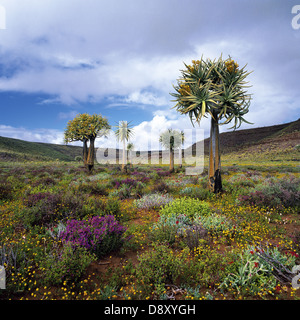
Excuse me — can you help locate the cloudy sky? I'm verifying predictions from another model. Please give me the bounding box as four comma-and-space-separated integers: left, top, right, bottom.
0, 0, 299, 150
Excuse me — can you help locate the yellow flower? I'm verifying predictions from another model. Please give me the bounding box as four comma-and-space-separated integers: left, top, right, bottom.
178, 83, 191, 96
225, 59, 239, 73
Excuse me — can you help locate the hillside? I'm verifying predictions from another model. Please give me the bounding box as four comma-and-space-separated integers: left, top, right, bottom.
0, 119, 299, 163
188, 118, 300, 157
0, 136, 82, 162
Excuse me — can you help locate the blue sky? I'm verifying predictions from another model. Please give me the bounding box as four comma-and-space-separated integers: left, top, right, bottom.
0, 0, 299, 150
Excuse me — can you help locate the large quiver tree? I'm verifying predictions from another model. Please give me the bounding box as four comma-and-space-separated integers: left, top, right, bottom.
171, 56, 252, 193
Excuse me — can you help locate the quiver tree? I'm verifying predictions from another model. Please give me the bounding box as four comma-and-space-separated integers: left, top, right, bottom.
64, 113, 110, 171
126, 142, 134, 168
159, 129, 184, 173
114, 121, 134, 172
171, 56, 252, 193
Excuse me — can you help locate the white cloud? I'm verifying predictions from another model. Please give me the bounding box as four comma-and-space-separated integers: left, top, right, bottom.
119, 112, 211, 152
125, 91, 168, 107
0, 0, 298, 144
0, 124, 64, 144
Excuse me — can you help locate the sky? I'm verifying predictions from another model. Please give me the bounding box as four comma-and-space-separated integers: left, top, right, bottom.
0, 0, 299, 151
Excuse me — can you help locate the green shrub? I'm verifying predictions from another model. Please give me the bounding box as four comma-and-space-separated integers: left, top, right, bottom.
180, 244, 230, 288
77, 181, 108, 196
151, 213, 208, 247
159, 197, 211, 219
228, 174, 257, 188
109, 181, 146, 200
179, 186, 212, 200
80, 197, 106, 219
75, 155, 82, 162
135, 244, 184, 296
109, 185, 131, 199
219, 245, 297, 296
199, 214, 233, 235
42, 243, 95, 286
104, 197, 122, 220
0, 183, 13, 201
150, 213, 189, 244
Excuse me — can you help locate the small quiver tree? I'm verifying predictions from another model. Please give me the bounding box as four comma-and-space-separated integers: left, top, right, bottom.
114, 121, 134, 172
159, 129, 184, 173
64, 113, 110, 172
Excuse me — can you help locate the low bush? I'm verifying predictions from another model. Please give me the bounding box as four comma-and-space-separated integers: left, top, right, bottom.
151, 213, 190, 244
179, 186, 212, 200
151, 213, 208, 247
181, 224, 208, 250
150, 181, 170, 193
21, 193, 63, 227
219, 245, 297, 296
182, 245, 231, 288
239, 176, 300, 209
42, 243, 95, 286
109, 180, 146, 200
77, 182, 108, 196
199, 214, 233, 236
135, 244, 184, 297
61, 215, 127, 258
20, 192, 85, 227
45, 222, 66, 239
166, 178, 193, 188
156, 169, 171, 177
133, 193, 173, 210
0, 183, 14, 201
228, 174, 257, 188
159, 197, 211, 219
104, 197, 122, 219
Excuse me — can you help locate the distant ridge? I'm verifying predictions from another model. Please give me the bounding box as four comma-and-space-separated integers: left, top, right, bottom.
0, 119, 299, 162
188, 118, 300, 155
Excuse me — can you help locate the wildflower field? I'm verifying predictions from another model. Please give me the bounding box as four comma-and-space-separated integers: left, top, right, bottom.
0, 160, 299, 301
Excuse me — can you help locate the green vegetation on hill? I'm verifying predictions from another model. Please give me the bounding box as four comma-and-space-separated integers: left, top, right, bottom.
0, 136, 82, 162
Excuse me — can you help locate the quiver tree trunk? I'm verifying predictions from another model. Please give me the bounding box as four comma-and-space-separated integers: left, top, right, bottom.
83, 138, 88, 167
169, 148, 174, 173
87, 137, 95, 172
179, 146, 182, 168
122, 139, 126, 172
208, 114, 222, 193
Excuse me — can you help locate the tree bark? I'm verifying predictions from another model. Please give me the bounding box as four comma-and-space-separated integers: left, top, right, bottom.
87, 136, 95, 172
122, 139, 126, 172
179, 146, 182, 168
170, 148, 174, 173
208, 114, 222, 193
83, 138, 88, 167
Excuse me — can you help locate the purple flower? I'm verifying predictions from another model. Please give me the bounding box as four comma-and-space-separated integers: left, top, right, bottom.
61, 215, 127, 257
